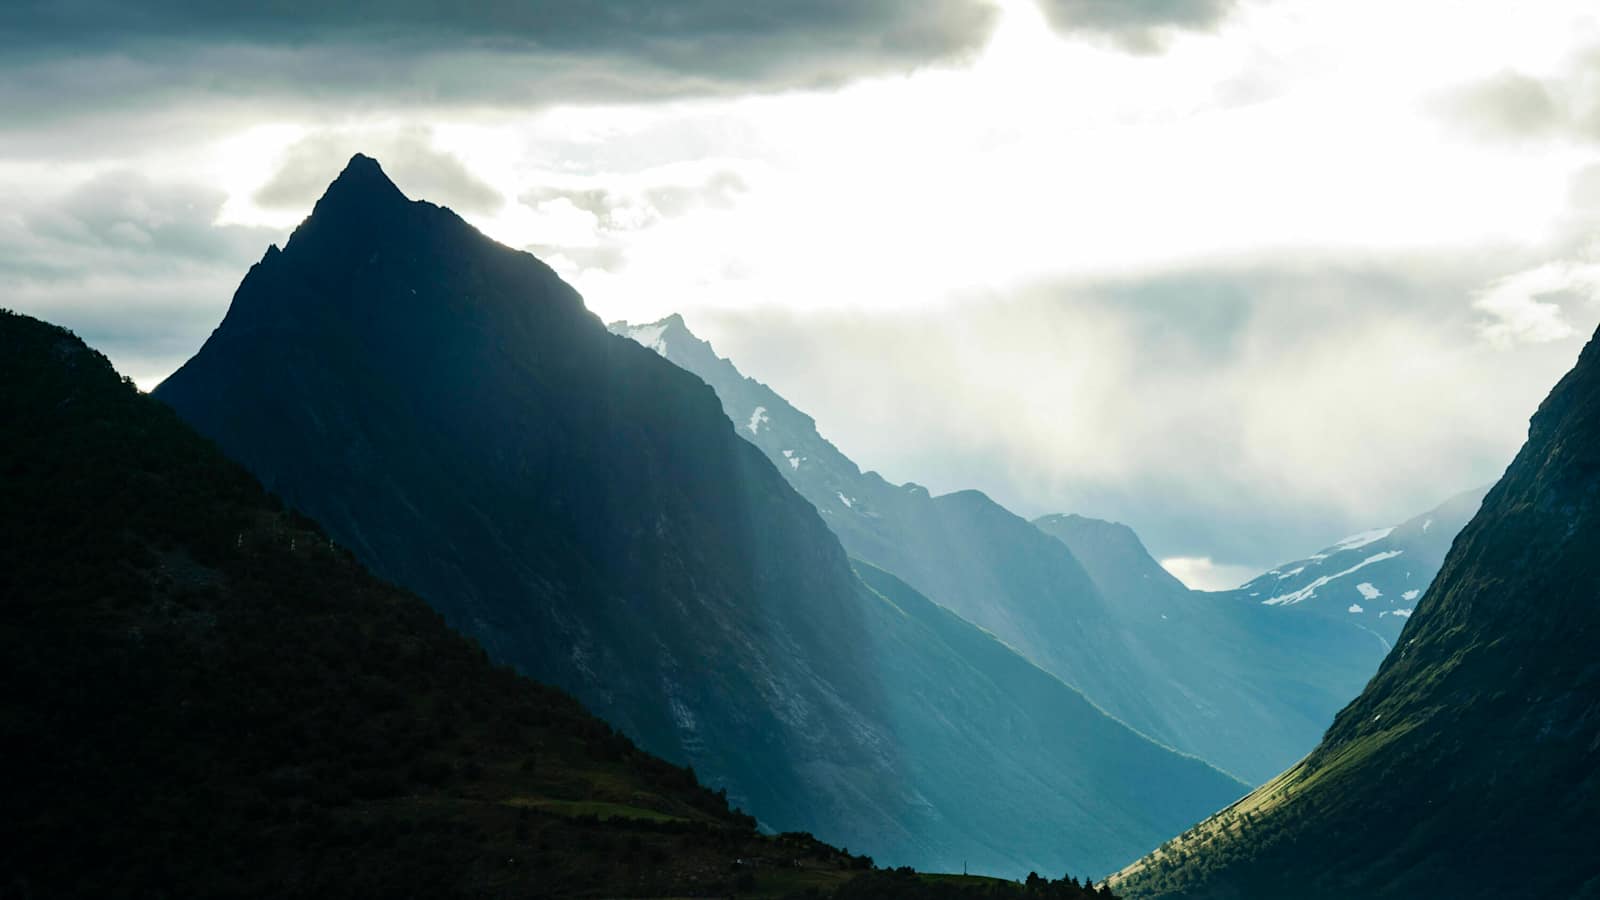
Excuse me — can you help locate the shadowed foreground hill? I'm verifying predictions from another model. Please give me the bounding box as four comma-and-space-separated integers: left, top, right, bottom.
1113, 325, 1600, 899
0, 308, 933, 899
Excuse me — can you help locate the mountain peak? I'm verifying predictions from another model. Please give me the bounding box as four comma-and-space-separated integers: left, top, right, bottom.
609, 313, 710, 359
314, 153, 408, 211
1034, 513, 1190, 601
345, 151, 382, 172
648, 312, 696, 343
647, 312, 695, 335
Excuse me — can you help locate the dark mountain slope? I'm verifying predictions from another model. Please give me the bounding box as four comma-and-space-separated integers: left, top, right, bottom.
1113, 326, 1600, 899
155, 156, 1243, 877
851, 561, 1244, 865
0, 308, 878, 899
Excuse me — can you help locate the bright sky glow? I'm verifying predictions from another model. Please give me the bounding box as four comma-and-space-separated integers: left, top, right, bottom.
197, 0, 1599, 325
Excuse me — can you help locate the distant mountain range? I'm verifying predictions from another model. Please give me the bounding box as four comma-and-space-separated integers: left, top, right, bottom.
612, 314, 1483, 784
152, 155, 1243, 878
1227, 486, 1487, 648
1113, 325, 1600, 898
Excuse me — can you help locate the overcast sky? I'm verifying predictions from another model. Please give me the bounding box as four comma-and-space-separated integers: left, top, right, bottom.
5, 0, 1600, 586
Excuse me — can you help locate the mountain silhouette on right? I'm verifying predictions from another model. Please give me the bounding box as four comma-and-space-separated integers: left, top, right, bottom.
1113, 327, 1600, 899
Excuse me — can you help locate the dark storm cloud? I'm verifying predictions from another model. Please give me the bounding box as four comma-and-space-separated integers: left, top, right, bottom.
256, 131, 503, 214
3, 0, 991, 59
1035, 0, 1238, 52
0, 1, 998, 132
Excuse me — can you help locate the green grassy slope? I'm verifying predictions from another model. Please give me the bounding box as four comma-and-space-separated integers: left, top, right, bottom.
1112, 325, 1600, 900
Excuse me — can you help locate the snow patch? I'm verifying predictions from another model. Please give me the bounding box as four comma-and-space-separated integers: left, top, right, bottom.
746, 406, 768, 435
837, 492, 854, 509
1356, 582, 1382, 601
1262, 550, 1404, 606
781, 449, 802, 470
1422, 518, 1434, 533
1380, 608, 1413, 619
1332, 527, 1394, 552
1277, 566, 1306, 580
625, 323, 669, 355
1348, 603, 1364, 613
1402, 589, 1421, 601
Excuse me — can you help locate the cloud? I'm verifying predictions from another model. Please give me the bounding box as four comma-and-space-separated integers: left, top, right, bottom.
0, 171, 279, 387
522, 169, 748, 232
256, 130, 503, 215
26, 169, 265, 262
1435, 70, 1563, 141
1158, 557, 1258, 592
1034, 0, 1237, 52
0, 0, 999, 133
1473, 258, 1600, 348
1572, 163, 1600, 211
646, 170, 750, 217
518, 164, 755, 276
0, 172, 276, 300
6, 0, 994, 62
1433, 50, 1600, 144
